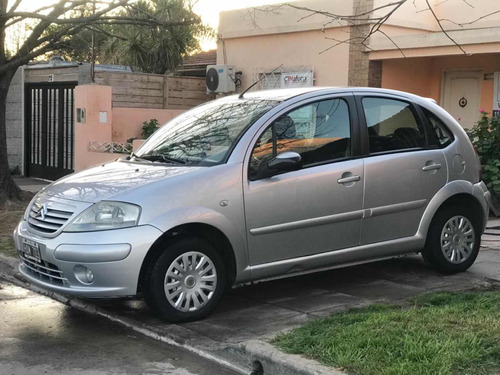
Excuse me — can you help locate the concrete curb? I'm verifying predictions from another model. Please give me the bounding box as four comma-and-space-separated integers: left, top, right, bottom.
0, 254, 345, 375
219, 340, 344, 375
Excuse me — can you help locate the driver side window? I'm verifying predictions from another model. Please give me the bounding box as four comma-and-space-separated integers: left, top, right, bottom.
249, 98, 351, 180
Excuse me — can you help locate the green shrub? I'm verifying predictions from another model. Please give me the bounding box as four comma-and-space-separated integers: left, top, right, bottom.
467, 111, 500, 203
141, 119, 159, 139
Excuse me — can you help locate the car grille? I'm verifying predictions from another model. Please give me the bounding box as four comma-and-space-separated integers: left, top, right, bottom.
19, 252, 68, 287
28, 203, 73, 234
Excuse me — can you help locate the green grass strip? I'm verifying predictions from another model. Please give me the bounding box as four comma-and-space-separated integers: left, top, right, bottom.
273, 291, 500, 375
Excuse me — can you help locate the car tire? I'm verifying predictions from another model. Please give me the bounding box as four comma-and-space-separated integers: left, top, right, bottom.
422, 205, 481, 274
144, 237, 226, 323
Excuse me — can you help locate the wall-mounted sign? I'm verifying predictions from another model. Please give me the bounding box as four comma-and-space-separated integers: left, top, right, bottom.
48, 74, 54, 82
99, 111, 108, 123
280, 71, 313, 88
76, 108, 86, 123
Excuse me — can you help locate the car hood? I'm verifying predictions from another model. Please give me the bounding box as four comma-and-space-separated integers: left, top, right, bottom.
41, 161, 202, 203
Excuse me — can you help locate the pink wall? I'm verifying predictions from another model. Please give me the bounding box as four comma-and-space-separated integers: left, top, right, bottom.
74, 85, 115, 172
112, 108, 184, 142
74, 85, 184, 172
381, 53, 500, 113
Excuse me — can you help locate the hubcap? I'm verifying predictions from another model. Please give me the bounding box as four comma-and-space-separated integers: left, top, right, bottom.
440, 215, 475, 264
164, 251, 217, 312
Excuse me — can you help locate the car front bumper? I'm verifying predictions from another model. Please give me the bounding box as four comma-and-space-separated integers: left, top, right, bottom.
13, 221, 163, 297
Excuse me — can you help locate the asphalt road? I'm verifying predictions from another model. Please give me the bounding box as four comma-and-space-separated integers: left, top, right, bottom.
0, 279, 239, 375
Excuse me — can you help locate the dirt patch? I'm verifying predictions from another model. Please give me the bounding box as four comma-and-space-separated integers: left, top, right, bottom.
0, 199, 29, 257
0, 207, 26, 238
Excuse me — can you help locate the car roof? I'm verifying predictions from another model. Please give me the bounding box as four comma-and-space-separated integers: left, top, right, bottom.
225, 87, 427, 103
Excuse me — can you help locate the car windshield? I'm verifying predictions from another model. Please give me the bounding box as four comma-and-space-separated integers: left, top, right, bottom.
136, 98, 279, 166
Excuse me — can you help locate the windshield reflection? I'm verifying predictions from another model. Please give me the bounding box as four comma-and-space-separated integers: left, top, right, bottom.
137, 99, 279, 166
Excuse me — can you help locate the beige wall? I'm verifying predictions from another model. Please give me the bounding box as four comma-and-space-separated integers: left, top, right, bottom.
217, 0, 353, 91
369, 0, 500, 57
217, 28, 351, 90
381, 53, 500, 113
373, 0, 500, 32
218, 0, 352, 39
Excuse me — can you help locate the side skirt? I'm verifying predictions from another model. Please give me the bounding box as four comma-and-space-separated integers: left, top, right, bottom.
237, 235, 425, 285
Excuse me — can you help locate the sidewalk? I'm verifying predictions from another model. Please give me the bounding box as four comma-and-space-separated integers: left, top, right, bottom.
13, 176, 49, 193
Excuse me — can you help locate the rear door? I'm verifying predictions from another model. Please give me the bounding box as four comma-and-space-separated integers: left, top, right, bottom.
356, 95, 447, 245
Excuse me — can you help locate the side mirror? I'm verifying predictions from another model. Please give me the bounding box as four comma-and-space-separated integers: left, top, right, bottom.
257, 151, 302, 179
267, 151, 302, 172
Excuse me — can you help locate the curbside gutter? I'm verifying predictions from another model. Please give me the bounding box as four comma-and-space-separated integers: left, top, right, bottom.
0, 254, 344, 375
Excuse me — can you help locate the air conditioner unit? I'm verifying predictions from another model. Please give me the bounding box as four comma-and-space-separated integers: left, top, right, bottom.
206, 65, 235, 94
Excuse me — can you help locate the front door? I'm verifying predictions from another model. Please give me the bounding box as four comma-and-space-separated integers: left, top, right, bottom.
442, 70, 482, 129
243, 95, 364, 266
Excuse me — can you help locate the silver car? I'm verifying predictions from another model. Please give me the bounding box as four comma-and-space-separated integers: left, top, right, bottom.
13, 88, 491, 322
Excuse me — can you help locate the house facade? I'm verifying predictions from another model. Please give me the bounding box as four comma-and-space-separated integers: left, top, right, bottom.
217, 0, 500, 129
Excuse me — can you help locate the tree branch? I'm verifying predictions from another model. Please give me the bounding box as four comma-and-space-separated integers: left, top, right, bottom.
458, 9, 500, 26
3, 12, 199, 27
7, 0, 22, 13
13, 0, 128, 60
85, 25, 127, 41
378, 29, 406, 57
425, 0, 467, 54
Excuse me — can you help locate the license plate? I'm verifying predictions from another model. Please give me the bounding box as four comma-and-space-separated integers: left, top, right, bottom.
22, 238, 41, 263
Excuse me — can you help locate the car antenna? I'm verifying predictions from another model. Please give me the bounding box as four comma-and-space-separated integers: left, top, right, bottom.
239, 64, 283, 99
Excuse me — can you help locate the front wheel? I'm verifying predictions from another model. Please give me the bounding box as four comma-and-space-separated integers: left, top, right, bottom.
144, 238, 226, 323
422, 205, 481, 274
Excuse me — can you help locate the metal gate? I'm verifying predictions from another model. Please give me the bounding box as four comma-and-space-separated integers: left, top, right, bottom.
25, 82, 76, 180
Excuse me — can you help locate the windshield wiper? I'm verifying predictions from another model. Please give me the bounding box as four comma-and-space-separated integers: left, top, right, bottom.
139, 154, 187, 165
126, 152, 153, 163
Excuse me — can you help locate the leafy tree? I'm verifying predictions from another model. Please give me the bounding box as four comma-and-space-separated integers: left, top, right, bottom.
0, 0, 201, 205
51, 0, 212, 74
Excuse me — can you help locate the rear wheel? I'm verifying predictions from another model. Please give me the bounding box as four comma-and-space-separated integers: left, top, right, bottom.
144, 238, 226, 323
422, 205, 481, 274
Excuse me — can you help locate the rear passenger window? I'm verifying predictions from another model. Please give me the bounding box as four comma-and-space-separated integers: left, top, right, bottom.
422, 108, 454, 148
362, 97, 425, 154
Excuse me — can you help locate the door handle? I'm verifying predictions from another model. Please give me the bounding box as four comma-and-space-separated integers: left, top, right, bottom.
337, 175, 361, 184
422, 163, 442, 171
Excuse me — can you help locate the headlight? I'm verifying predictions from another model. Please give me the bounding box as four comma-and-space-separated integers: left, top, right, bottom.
64, 201, 141, 232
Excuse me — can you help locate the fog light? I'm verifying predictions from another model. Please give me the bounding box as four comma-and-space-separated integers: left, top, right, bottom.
74, 265, 95, 284
86, 269, 94, 283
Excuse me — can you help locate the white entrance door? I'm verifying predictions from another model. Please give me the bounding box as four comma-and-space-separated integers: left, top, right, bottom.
442, 70, 482, 129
